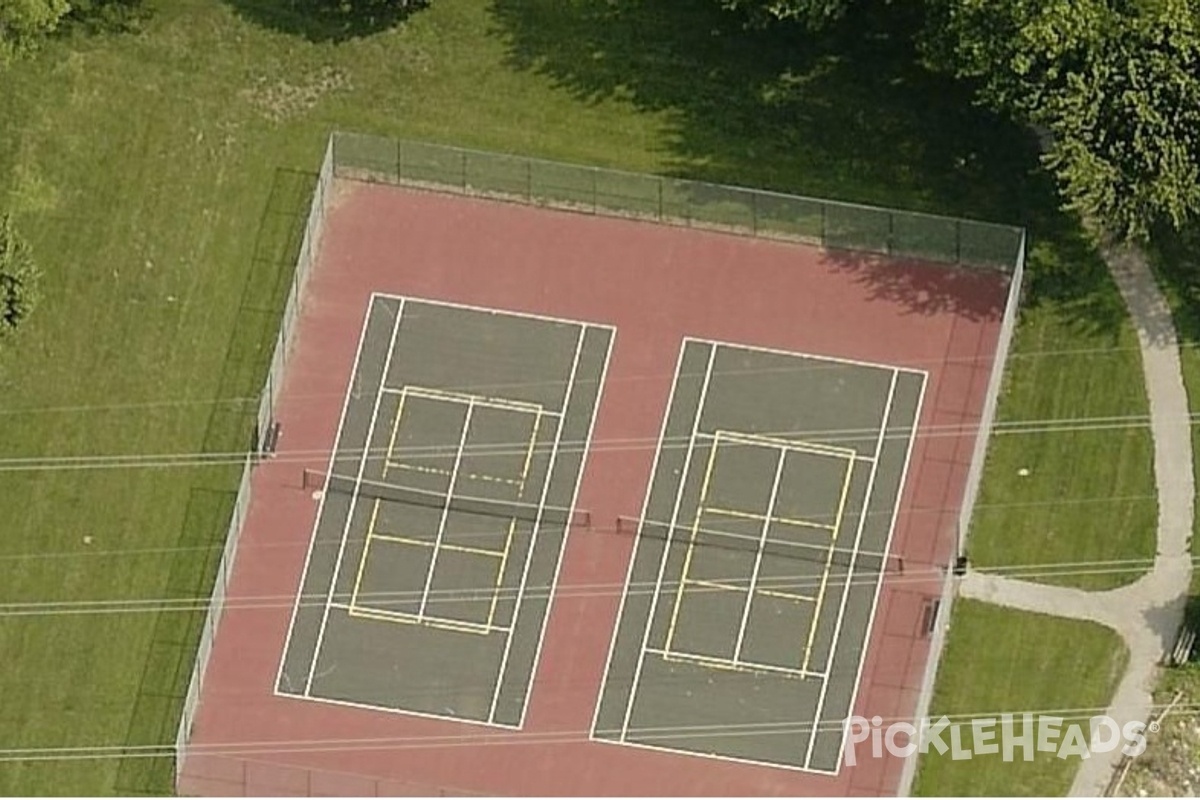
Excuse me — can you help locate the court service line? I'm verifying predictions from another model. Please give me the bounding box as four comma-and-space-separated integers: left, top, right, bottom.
381, 387, 410, 475
839, 370, 928, 778
710, 429, 859, 460
417, 401, 476, 618
618, 343, 717, 741
704, 506, 836, 532
303, 296, 405, 696
518, 326, 615, 727
802, 367, 897, 770
732, 447, 788, 664
802, 456, 858, 672
588, 340, 690, 741
487, 324, 586, 724
273, 296, 379, 699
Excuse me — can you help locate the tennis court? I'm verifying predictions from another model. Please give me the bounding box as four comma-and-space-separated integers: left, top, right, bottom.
276, 294, 613, 728
592, 338, 925, 773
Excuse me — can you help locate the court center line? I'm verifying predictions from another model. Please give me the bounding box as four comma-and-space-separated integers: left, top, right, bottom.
732, 446, 787, 665
417, 400, 476, 619
802, 367, 898, 769
486, 324, 586, 724
619, 343, 716, 741
303, 297, 405, 695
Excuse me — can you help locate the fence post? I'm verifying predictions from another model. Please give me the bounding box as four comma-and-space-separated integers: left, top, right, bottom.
820, 202, 827, 246
396, 140, 403, 183
955, 218, 962, 264
591, 167, 598, 214
657, 179, 664, 220
887, 212, 895, 256
526, 159, 533, 203
460, 151, 468, 191
751, 191, 758, 236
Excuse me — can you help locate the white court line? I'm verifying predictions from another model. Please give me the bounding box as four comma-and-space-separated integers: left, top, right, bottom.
593, 735, 838, 776
338, 603, 510, 636
382, 385, 555, 417
486, 325, 585, 724
517, 325, 615, 727
731, 447, 787, 665
274, 296, 379, 698
646, 647, 825, 681
802, 367, 898, 770
837, 369, 928, 776
372, 292, 617, 331
284, 688, 523, 731
417, 400, 476, 618
684, 335, 928, 379
303, 296, 405, 696
708, 429, 860, 460
588, 340, 690, 741
618, 343, 717, 741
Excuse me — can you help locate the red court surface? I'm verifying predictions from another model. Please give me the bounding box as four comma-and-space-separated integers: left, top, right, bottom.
178, 180, 1010, 796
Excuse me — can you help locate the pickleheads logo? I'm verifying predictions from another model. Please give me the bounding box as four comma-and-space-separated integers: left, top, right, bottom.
842, 714, 1153, 766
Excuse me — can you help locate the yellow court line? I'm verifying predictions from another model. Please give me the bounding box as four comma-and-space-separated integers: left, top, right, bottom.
801, 456, 856, 672
703, 506, 837, 532
487, 517, 517, 627
517, 410, 543, 486
663, 439, 721, 655
386, 460, 524, 488
390, 385, 548, 416
380, 390, 410, 478
347, 499, 383, 611
712, 429, 859, 461
347, 605, 504, 636
370, 533, 506, 560
653, 647, 820, 680
754, 586, 818, 604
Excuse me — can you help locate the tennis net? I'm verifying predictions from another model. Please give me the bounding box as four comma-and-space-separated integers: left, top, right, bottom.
303, 469, 590, 528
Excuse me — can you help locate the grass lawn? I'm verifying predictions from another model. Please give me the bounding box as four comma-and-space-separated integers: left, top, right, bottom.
0, 0, 1151, 793
913, 601, 1130, 796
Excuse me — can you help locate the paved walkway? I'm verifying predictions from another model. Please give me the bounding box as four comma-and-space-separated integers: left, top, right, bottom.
958, 243, 1194, 796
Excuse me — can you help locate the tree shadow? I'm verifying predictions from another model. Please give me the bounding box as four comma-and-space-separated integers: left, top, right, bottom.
222, 0, 429, 43
488, 0, 1129, 334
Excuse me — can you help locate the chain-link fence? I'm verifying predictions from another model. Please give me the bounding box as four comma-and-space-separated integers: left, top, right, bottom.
174, 135, 335, 788
331, 131, 1024, 271
178, 754, 485, 797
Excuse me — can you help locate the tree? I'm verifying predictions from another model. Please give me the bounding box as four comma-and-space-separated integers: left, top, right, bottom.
0, 214, 42, 341
0, 0, 70, 62
718, 0, 853, 27
926, 0, 1200, 240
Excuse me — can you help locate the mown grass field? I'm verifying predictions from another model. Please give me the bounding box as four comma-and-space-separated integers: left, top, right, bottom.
0, 0, 1154, 793
912, 601, 1130, 796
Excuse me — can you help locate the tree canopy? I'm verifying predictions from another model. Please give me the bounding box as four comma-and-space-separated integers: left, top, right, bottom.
0, 0, 69, 61
723, 0, 1200, 240
0, 214, 41, 341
